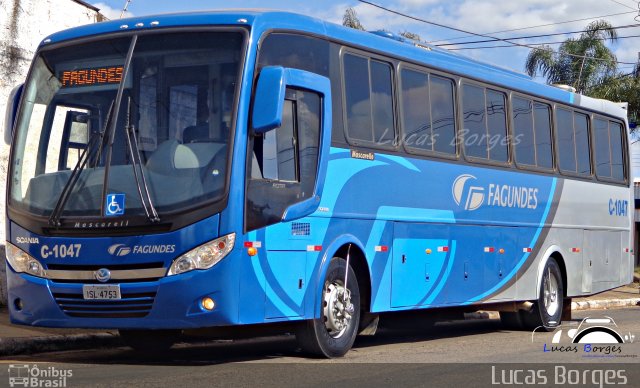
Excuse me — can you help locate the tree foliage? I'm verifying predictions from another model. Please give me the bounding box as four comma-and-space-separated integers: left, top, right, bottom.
590, 70, 640, 124
400, 31, 421, 41
343, 7, 365, 31
525, 20, 618, 94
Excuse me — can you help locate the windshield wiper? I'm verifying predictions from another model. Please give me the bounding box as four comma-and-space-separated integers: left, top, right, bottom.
48, 102, 114, 227
123, 96, 159, 222
100, 35, 160, 222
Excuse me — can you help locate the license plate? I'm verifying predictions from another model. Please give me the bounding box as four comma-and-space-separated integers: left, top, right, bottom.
82, 285, 121, 300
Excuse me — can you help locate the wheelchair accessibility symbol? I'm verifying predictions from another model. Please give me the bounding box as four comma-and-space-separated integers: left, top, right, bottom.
105, 193, 125, 216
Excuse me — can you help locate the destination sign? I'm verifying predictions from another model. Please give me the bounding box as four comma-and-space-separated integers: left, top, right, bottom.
60, 66, 124, 88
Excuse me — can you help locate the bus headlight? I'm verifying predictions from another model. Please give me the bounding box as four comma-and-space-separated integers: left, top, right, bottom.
5, 243, 46, 278
167, 233, 235, 276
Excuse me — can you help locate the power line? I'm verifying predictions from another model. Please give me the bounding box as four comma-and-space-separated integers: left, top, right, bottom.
448, 34, 640, 56
356, 0, 638, 65
437, 23, 640, 47
428, 11, 637, 44
610, 0, 637, 11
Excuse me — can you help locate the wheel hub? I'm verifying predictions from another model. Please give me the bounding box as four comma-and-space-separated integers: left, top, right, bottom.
543, 268, 559, 316
323, 282, 353, 338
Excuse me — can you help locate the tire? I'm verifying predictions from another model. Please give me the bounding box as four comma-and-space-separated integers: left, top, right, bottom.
119, 329, 182, 353
520, 258, 564, 331
296, 257, 361, 358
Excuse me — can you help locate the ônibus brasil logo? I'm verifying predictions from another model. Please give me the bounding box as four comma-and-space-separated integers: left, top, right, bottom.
452, 174, 540, 211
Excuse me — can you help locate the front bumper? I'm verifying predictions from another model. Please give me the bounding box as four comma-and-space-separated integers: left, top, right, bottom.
6, 256, 239, 329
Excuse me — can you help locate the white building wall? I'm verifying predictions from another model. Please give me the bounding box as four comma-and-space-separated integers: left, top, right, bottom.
0, 0, 105, 304
631, 133, 640, 182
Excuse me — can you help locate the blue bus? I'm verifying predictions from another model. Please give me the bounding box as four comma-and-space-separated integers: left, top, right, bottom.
3, 10, 633, 357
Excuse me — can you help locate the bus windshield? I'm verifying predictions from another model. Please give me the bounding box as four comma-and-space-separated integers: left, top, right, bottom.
9, 31, 243, 221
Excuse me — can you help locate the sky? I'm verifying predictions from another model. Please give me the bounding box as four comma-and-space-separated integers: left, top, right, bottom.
90, 0, 640, 81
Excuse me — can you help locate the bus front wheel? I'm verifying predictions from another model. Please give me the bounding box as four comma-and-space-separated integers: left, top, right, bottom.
521, 258, 564, 331
296, 257, 361, 358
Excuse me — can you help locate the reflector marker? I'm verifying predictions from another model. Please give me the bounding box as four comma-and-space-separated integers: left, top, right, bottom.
307, 245, 322, 252
499, 248, 505, 254
425, 248, 432, 255
523, 247, 532, 253
375, 245, 389, 252
624, 248, 630, 253
437, 246, 449, 252
244, 241, 262, 248
484, 247, 495, 253
572, 248, 581, 253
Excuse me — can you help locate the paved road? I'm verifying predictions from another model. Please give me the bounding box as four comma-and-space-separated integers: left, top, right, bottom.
1, 308, 638, 387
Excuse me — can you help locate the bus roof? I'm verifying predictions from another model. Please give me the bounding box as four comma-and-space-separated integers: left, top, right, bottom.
40, 10, 627, 121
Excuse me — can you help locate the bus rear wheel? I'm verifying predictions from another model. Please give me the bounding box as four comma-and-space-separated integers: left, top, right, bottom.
520, 258, 564, 331
296, 257, 361, 358
119, 329, 182, 353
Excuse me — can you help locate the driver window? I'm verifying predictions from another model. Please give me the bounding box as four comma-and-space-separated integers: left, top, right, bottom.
44, 105, 89, 173
246, 88, 321, 231
262, 100, 297, 181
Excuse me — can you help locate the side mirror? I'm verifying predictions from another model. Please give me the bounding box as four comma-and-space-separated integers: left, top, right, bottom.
4, 84, 24, 145
252, 67, 287, 133
252, 66, 332, 222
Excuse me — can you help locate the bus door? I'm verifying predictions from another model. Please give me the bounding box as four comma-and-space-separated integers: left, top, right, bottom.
246, 87, 323, 319
33, 105, 92, 175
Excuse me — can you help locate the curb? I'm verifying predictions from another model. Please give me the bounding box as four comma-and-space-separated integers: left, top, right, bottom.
571, 298, 640, 311
0, 333, 122, 357
465, 298, 640, 321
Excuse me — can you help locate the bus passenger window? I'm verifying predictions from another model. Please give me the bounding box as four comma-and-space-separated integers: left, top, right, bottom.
401, 69, 431, 151
593, 118, 627, 182
594, 118, 611, 178
343, 53, 395, 146
430, 76, 456, 154
557, 108, 576, 173
513, 97, 553, 169
557, 109, 591, 176
574, 113, 591, 175
610, 122, 625, 181
401, 70, 456, 155
513, 97, 535, 166
371, 61, 394, 145
462, 84, 486, 159
486, 90, 508, 162
461, 85, 506, 161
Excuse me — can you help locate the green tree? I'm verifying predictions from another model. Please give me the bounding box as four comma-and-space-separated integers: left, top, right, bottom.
343, 7, 365, 31
590, 66, 640, 125
525, 20, 618, 94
